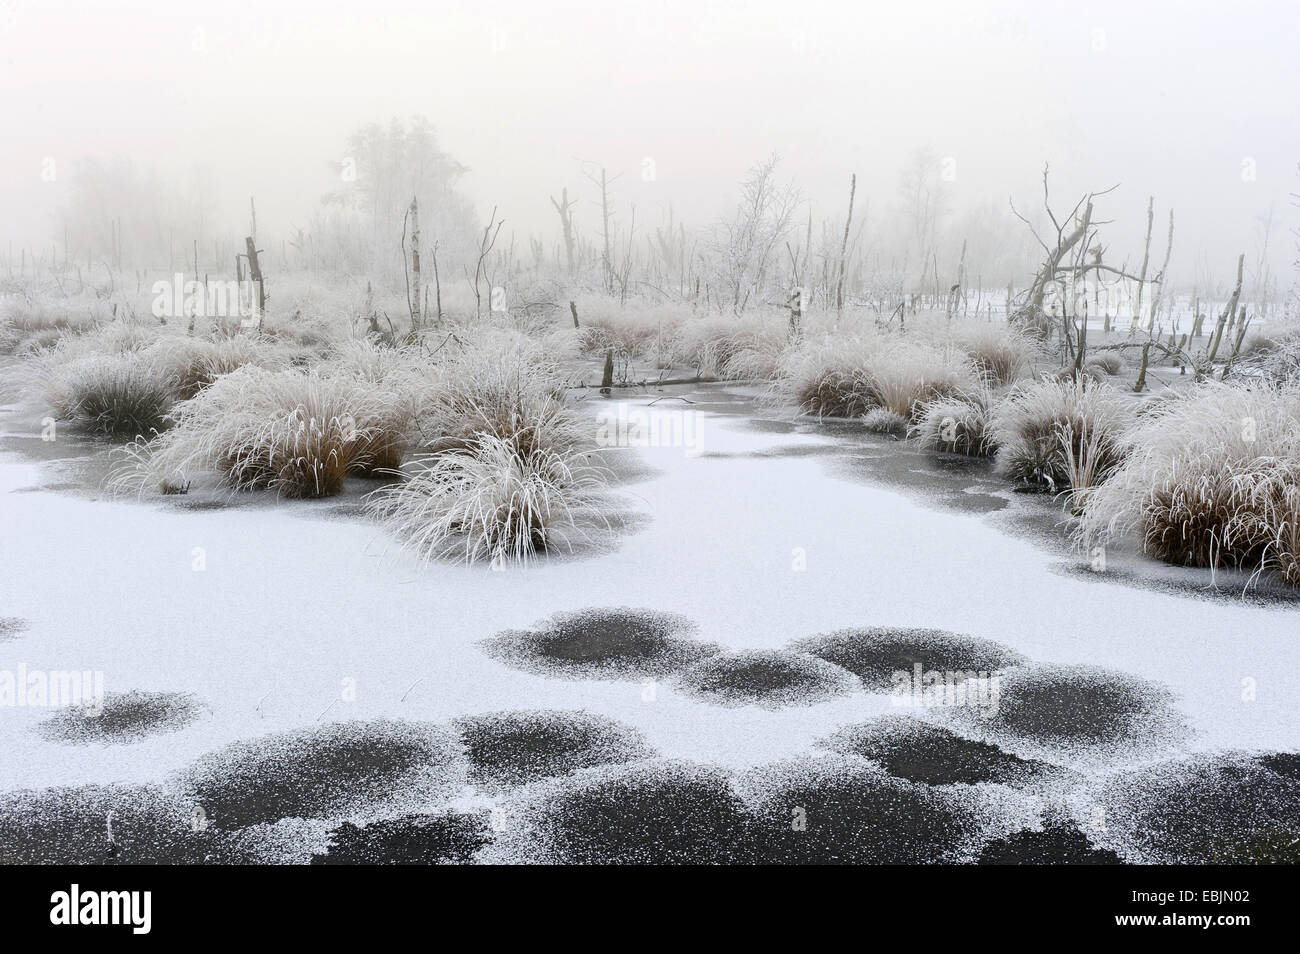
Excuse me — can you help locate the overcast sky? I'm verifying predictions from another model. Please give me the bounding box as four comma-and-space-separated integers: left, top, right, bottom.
3, 0, 1297, 283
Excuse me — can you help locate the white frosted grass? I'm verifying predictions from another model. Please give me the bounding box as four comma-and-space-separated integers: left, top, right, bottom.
1079, 381, 1300, 586
368, 433, 610, 566
911, 389, 998, 456
113, 365, 398, 497
990, 377, 1134, 492
774, 330, 979, 420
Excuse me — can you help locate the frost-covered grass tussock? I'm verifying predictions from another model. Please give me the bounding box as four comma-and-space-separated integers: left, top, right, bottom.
115, 365, 399, 497
1078, 382, 1300, 585
915, 316, 1037, 387
367, 348, 611, 565
44, 351, 177, 437
776, 330, 979, 421
368, 431, 609, 565
911, 389, 998, 456
991, 377, 1134, 497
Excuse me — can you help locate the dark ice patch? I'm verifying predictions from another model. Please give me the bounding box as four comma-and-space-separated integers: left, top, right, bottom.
0, 784, 297, 864
791, 626, 1026, 691
37, 691, 203, 745
480, 607, 721, 680
312, 810, 492, 865
1099, 752, 1300, 863
674, 650, 859, 709
818, 716, 1063, 786
455, 709, 656, 791
953, 664, 1183, 751
178, 719, 465, 829
824, 448, 1010, 514
741, 755, 986, 864
483, 759, 756, 864
977, 823, 1124, 865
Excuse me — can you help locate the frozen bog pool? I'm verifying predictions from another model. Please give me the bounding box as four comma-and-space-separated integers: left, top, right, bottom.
1, 384, 1298, 863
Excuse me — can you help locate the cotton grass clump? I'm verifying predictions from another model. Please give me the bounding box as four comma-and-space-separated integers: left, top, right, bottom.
45, 351, 176, 437
572, 298, 681, 366
321, 338, 435, 473
142, 334, 290, 401
776, 332, 978, 420
1079, 382, 1300, 586
0, 293, 106, 354
117, 365, 394, 498
1085, 351, 1124, 376
367, 340, 612, 565
910, 314, 1036, 387
419, 351, 584, 463
862, 407, 908, 436
369, 432, 609, 566
673, 313, 788, 380
777, 334, 883, 418
991, 377, 1133, 494
947, 322, 1036, 386
868, 339, 978, 419
911, 390, 998, 456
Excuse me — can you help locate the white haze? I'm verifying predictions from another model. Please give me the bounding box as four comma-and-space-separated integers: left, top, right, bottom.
2, 0, 1297, 286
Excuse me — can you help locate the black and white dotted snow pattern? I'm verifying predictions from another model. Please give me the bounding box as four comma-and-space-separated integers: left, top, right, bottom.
818, 716, 1067, 787
479, 606, 722, 680
455, 709, 656, 792
0, 612, 1242, 864
37, 691, 204, 745
312, 810, 493, 865
738, 754, 994, 864
177, 719, 466, 830
0, 617, 28, 641
790, 626, 1026, 691
946, 663, 1186, 757
674, 649, 860, 709
480, 759, 758, 865
977, 823, 1123, 864
0, 784, 324, 864
1093, 752, 1300, 863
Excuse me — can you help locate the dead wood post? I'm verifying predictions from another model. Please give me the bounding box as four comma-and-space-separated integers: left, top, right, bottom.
1132, 196, 1154, 334
836, 173, 856, 316
1147, 209, 1174, 329
600, 348, 614, 394
1206, 254, 1245, 366
244, 236, 265, 316
1134, 343, 1150, 392
550, 188, 578, 277
787, 285, 804, 342
408, 197, 422, 332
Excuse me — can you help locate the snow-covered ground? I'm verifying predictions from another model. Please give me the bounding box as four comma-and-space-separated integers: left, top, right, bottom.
3, 385, 1297, 777
2, 384, 1298, 862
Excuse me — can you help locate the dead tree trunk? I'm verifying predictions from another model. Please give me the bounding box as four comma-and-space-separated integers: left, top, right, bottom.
787, 285, 803, 342
1132, 196, 1154, 333
244, 236, 265, 316
550, 189, 577, 277
836, 173, 856, 316
1206, 254, 1246, 366
408, 197, 422, 332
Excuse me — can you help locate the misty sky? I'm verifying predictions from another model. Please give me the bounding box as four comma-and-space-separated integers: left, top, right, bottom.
3, 0, 1297, 283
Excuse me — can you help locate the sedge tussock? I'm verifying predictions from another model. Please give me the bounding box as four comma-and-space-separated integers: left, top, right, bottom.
114, 365, 397, 498
1078, 382, 1300, 586
368, 433, 610, 566
991, 377, 1133, 493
